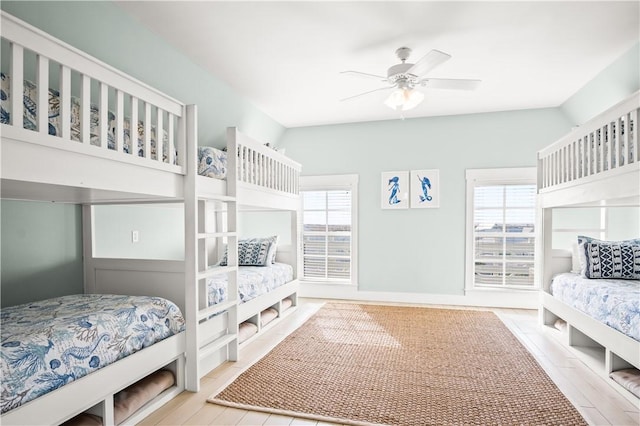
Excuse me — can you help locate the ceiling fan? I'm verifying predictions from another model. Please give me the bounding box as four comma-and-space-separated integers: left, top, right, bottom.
340, 47, 481, 111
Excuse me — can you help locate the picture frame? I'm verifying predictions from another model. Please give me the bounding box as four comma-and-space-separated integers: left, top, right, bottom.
410, 169, 440, 208
381, 171, 409, 209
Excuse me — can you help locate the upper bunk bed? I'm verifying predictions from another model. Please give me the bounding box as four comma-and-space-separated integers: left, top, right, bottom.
0, 11, 301, 208
536, 90, 639, 404
0, 11, 190, 204
537, 91, 639, 209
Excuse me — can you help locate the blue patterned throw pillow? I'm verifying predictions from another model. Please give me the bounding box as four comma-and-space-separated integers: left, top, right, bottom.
219, 237, 273, 266
580, 239, 640, 280
198, 146, 227, 179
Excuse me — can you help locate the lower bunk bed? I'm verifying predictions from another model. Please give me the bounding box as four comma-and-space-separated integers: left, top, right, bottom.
207, 261, 299, 345
0, 294, 186, 425
84, 243, 299, 367
540, 270, 640, 404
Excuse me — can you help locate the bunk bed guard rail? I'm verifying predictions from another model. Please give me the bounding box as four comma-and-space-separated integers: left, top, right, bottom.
235, 142, 301, 196
537, 92, 639, 193
1, 11, 187, 175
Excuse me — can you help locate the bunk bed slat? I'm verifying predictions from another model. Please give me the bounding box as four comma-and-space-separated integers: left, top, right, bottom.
116, 89, 125, 153
607, 123, 614, 172
130, 96, 139, 156
631, 108, 638, 164
144, 102, 152, 159
60, 65, 71, 139
157, 106, 164, 162
10, 42, 23, 128
168, 112, 175, 165
36, 55, 48, 133
80, 74, 91, 144
624, 112, 631, 165
99, 82, 108, 149
598, 128, 604, 173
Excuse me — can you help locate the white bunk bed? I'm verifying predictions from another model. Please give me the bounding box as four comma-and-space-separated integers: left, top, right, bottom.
0, 11, 190, 426
1, 12, 302, 422
537, 90, 640, 404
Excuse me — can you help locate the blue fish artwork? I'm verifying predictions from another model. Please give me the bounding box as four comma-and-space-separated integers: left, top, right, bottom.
388, 176, 402, 205
417, 174, 433, 202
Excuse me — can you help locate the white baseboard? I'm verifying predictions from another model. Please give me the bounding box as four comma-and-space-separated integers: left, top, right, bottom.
299, 284, 539, 309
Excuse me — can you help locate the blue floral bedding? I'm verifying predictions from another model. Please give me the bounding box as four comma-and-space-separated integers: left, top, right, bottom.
207, 263, 294, 306
0, 294, 185, 414
550, 272, 640, 341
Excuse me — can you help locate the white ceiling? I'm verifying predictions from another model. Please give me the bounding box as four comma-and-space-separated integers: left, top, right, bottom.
116, 1, 639, 128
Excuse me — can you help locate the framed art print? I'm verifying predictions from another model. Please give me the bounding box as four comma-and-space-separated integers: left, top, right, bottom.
381, 171, 409, 209
410, 169, 440, 208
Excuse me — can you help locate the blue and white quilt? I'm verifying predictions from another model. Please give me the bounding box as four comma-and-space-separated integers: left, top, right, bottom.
550, 272, 640, 341
0, 294, 185, 414
206, 263, 294, 306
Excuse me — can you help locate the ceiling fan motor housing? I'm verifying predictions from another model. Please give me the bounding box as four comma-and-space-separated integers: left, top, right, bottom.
387, 63, 418, 87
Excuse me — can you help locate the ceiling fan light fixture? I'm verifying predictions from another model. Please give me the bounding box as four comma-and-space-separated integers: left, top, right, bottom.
384, 87, 424, 111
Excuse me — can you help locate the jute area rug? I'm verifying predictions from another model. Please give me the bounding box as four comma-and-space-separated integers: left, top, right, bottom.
208, 303, 586, 426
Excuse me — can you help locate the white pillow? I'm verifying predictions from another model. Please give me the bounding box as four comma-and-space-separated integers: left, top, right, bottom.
570, 242, 581, 274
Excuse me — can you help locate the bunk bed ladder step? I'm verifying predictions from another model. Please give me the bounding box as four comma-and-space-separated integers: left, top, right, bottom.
197, 265, 238, 280
199, 194, 237, 202
197, 299, 238, 321
198, 231, 238, 239
199, 333, 239, 361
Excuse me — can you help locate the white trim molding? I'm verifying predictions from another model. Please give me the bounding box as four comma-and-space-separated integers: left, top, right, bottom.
299, 283, 538, 309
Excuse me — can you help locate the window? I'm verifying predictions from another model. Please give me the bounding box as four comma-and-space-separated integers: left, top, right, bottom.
300, 175, 358, 285
465, 168, 537, 290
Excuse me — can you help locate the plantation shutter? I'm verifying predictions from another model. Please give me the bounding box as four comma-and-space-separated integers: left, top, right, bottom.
473, 184, 536, 288
302, 189, 352, 281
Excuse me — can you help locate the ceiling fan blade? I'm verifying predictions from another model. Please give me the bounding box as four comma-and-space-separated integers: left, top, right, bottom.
340, 70, 388, 81
421, 78, 481, 91
340, 86, 394, 102
407, 49, 451, 77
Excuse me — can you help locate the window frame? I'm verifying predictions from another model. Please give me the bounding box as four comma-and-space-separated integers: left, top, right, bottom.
299, 174, 358, 286
465, 167, 538, 292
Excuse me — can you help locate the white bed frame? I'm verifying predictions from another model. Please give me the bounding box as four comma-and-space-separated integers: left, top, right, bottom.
536, 90, 640, 405
0, 10, 302, 424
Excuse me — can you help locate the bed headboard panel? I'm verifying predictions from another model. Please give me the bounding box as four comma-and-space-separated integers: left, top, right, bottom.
546, 249, 572, 290
275, 244, 298, 278
85, 258, 186, 314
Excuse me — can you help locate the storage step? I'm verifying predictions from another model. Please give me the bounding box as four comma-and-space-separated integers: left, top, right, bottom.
197, 299, 237, 321
198, 232, 237, 240
197, 265, 237, 280
199, 333, 238, 360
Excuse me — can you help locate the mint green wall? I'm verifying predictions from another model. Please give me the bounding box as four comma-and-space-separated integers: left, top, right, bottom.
1, 201, 83, 307
93, 205, 184, 260
560, 43, 640, 126
279, 109, 573, 294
